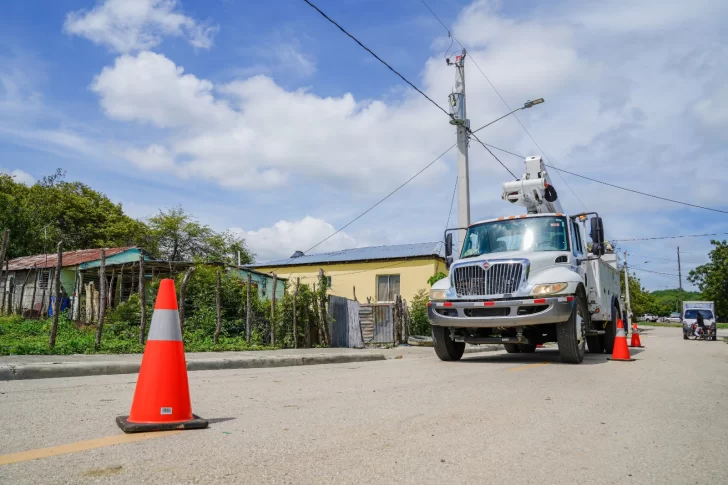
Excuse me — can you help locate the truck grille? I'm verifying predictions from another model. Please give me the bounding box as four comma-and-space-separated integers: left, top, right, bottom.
453, 262, 524, 297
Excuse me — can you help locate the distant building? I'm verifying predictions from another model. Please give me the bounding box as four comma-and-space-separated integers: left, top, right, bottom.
3, 247, 283, 321
248, 242, 446, 303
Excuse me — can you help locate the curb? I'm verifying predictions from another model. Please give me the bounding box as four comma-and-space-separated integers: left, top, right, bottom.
0, 353, 386, 381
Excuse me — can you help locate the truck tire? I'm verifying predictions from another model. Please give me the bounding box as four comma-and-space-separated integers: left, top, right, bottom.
603, 304, 619, 354
504, 344, 521, 353
683, 331, 688, 340
557, 293, 586, 364
432, 326, 465, 361
518, 343, 537, 353
586, 335, 603, 353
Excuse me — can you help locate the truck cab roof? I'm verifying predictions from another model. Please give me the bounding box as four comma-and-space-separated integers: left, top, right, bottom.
470, 212, 566, 226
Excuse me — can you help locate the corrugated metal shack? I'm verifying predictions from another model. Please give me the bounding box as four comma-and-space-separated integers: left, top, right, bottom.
2, 247, 287, 322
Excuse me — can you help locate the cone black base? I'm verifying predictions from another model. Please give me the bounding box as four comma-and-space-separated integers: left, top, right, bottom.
116, 414, 208, 433
607, 357, 636, 362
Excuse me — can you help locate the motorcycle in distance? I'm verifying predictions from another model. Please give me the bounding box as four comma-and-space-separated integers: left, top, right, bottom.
687, 322, 715, 341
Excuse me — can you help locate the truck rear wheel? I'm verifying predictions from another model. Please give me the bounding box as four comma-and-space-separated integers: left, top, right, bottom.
557, 293, 586, 364
603, 304, 620, 354
518, 343, 537, 353
586, 335, 603, 353
504, 344, 520, 353
432, 326, 465, 361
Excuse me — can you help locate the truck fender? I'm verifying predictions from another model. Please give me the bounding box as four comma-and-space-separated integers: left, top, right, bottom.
528, 265, 583, 295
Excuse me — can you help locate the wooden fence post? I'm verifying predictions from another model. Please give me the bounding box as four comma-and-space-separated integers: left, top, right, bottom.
95, 249, 106, 349
49, 241, 62, 348
108, 267, 116, 309
0, 259, 7, 315
178, 266, 195, 333
318, 269, 330, 346
29, 266, 38, 318
270, 273, 278, 346
246, 273, 252, 344
138, 254, 146, 345
293, 278, 300, 348
0, 229, 8, 314
117, 264, 124, 303
214, 269, 222, 345
16, 262, 32, 315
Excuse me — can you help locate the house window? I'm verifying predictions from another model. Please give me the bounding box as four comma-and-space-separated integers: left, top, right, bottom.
376, 275, 400, 302
326, 276, 332, 288
39, 270, 51, 289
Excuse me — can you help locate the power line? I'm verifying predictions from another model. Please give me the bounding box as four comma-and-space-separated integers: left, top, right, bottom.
417, 0, 588, 211
629, 266, 679, 279
613, 232, 728, 242
468, 130, 517, 178
302, 144, 456, 255
546, 165, 728, 215
302, 0, 450, 119
444, 176, 457, 232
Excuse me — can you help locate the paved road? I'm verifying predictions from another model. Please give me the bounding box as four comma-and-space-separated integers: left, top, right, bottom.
1, 326, 726, 484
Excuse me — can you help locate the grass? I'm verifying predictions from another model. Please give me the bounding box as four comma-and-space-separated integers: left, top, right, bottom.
0, 315, 277, 356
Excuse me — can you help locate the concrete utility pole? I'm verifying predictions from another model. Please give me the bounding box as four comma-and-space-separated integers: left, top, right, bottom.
449, 49, 470, 255
623, 251, 632, 329
677, 246, 683, 292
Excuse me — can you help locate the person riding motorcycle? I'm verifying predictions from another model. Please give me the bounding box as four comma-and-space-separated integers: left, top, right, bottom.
694, 311, 706, 337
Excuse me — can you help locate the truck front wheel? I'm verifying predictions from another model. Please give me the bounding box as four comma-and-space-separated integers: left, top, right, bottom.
557, 294, 586, 364
432, 326, 465, 361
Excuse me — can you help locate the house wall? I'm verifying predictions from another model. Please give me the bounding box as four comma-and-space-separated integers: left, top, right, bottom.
226, 268, 286, 301
253, 258, 446, 303
2, 268, 76, 314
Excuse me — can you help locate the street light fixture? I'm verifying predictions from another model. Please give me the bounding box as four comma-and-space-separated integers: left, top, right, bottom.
471, 97, 545, 135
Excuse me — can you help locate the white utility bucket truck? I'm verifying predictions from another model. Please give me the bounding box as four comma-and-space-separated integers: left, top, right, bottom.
429, 156, 623, 364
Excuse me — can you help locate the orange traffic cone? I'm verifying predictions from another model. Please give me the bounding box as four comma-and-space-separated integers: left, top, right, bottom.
630, 322, 644, 348
117, 279, 208, 433
607, 320, 635, 362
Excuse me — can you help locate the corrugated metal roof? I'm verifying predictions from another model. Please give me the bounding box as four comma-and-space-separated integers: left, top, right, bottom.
248, 242, 445, 268
7, 247, 134, 271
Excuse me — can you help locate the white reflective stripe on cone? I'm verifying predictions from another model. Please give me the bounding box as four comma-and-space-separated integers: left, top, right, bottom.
147, 309, 183, 341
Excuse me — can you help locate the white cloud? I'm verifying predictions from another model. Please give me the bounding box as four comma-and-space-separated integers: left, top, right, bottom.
233, 216, 358, 262
272, 41, 316, 78
0, 168, 35, 185
64, 0, 218, 53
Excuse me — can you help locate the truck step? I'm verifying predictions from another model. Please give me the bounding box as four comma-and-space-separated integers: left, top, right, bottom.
585, 329, 606, 336
454, 336, 535, 345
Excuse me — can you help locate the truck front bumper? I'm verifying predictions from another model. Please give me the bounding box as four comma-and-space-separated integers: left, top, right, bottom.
428, 296, 574, 328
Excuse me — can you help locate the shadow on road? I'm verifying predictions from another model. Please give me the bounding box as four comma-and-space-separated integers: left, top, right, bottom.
459, 346, 646, 366
207, 417, 237, 425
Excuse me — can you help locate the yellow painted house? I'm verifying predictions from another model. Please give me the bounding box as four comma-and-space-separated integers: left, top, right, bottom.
248, 242, 447, 303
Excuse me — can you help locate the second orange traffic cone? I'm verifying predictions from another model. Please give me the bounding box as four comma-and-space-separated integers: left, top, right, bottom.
607, 320, 635, 362
630, 322, 644, 348
116, 279, 208, 433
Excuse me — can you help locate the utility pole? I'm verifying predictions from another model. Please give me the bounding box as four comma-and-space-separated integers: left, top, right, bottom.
677, 246, 683, 292
623, 251, 632, 329
448, 49, 470, 255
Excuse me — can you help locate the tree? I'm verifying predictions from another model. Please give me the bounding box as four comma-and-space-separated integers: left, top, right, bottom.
620, 271, 655, 318
147, 207, 252, 263
688, 240, 728, 320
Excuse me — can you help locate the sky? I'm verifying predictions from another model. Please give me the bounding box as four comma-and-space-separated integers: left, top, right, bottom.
1, 0, 727, 291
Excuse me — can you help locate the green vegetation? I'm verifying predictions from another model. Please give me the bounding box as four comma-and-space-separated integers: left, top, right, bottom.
409, 289, 430, 336
0, 169, 251, 263
0, 266, 328, 355
688, 240, 728, 320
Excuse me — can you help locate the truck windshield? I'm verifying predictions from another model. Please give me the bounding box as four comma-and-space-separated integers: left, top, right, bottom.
684, 309, 714, 320
460, 216, 569, 258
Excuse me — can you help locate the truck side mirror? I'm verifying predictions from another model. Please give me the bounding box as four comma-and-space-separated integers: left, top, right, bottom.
590, 217, 605, 244
445, 233, 454, 269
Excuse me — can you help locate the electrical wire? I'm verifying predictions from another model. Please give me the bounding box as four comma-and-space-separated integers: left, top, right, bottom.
300, 144, 457, 256
544, 165, 728, 215
444, 176, 457, 232
302, 0, 450, 119
418, 0, 588, 211
629, 266, 679, 279
467, 130, 517, 178
612, 232, 728, 242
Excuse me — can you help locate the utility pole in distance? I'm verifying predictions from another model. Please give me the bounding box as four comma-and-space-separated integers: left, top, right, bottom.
623, 251, 632, 329
448, 49, 470, 256
677, 246, 683, 292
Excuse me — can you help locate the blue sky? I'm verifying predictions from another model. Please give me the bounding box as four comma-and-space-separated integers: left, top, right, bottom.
1, 0, 727, 290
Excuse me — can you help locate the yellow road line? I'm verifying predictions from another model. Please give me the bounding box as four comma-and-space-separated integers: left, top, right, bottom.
508, 362, 550, 372
0, 431, 182, 466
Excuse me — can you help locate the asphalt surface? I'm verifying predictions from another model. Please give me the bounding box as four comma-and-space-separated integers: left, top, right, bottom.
1, 326, 726, 484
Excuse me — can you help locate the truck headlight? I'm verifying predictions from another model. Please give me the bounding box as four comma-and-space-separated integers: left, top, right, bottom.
430, 289, 448, 301
531, 283, 568, 296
